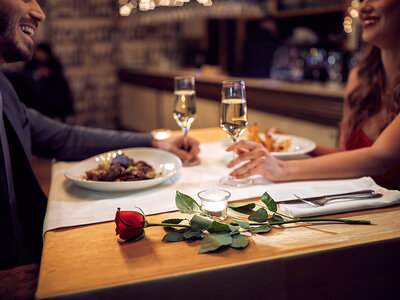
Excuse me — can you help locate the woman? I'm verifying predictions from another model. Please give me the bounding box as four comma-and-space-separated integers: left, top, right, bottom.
227, 0, 400, 190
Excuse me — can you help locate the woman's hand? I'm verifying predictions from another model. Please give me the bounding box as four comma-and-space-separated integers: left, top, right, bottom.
226, 140, 286, 182
152, 135, 200, 163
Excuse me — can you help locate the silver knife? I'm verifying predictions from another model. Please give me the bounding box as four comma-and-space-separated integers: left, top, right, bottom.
277, 189, 379, 204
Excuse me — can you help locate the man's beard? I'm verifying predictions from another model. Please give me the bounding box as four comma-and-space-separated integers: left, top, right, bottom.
0, 9, 33, 63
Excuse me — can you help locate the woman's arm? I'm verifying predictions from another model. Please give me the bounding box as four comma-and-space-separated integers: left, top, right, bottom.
284, 113, 400, 180
227, 113, 400, 182
308, 145, 342, 156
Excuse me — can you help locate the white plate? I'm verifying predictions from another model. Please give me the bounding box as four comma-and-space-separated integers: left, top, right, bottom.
65, 147, 182, 192
261, 133, 316, 157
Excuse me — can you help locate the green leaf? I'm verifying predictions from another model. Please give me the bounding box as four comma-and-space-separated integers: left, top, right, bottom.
190, 215, 212, 231
198, 233, 232, 254
261, 192, 277, 213
183, 230, 205, 239
175, 191, 203, 214
163, 227, 187, 233
207, 221, 237, 233
228, 202, 256, 210
162, 218, 185, 224
230, 234, 249, 249
229, 216, 250, 230
249, 225, 271, 234
162, 231, 185, 242
229, 225, 239, 232
268, 214, 284, 222
249, 208, 269, 222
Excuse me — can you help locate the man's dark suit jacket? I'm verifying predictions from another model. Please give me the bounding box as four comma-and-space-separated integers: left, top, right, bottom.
0, 71, 153, 269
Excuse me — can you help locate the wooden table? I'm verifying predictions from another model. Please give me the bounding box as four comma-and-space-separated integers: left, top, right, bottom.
36, 128, 400, 299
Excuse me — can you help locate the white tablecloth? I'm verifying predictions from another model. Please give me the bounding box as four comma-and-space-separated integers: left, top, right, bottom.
43, 141, 400, 232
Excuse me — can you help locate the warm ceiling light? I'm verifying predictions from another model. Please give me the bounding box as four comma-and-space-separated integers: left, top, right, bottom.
343, 0, 359, 35
120, 3, 133, 16
350, 9, 358, 18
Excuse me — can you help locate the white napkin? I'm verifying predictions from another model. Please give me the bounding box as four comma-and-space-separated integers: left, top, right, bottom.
268, 177, 400, 217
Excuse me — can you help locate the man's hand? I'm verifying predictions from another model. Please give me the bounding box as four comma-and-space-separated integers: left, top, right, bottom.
152, 135, 200, 163
0, 264, 39, 300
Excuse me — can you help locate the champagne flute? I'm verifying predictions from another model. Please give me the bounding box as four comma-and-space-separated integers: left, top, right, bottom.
220, 80, 252, 187
173, 76, 198, 165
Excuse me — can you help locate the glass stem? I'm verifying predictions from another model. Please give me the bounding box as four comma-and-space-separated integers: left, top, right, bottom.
230, 137, 238, 179
182, 127, 188, 151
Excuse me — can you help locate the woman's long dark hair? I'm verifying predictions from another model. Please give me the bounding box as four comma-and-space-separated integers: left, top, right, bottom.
342, 43, 400, 142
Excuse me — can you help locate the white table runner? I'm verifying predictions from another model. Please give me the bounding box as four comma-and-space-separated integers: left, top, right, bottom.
43, 141, 273, 232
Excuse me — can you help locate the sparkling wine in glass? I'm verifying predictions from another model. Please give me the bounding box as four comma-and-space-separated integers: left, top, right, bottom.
220, 80, 252, 187
173, 76, 198, 165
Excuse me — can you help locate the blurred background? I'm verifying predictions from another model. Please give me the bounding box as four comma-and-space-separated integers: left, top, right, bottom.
1, 0, 361, 135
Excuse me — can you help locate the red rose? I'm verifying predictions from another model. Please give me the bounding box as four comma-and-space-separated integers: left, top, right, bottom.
115, 208, 145, 240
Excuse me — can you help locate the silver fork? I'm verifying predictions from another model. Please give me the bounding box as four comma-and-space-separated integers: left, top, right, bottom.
293, 194, 320, 207
293, 192, 383, 207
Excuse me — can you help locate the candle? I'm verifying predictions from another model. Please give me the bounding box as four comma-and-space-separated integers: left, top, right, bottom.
197, 189, 231, 220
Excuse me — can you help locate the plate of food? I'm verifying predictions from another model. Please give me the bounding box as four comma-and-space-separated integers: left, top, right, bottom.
246, 124, 316, 157
65, 148, 182, 192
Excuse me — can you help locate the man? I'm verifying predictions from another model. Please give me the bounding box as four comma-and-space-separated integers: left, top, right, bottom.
0, 1, 199, 299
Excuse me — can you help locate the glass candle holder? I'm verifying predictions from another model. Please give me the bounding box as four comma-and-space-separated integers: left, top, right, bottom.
197, 189, 231, 220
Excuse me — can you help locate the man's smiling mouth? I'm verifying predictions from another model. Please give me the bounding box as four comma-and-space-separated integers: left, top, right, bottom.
20, 25, 35, 38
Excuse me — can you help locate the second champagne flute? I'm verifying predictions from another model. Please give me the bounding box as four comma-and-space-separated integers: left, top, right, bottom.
220, 80, 252, 187
173, 76, 198, 165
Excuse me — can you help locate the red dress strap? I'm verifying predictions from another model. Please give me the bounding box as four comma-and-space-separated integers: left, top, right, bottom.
345, 129, 373, 150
